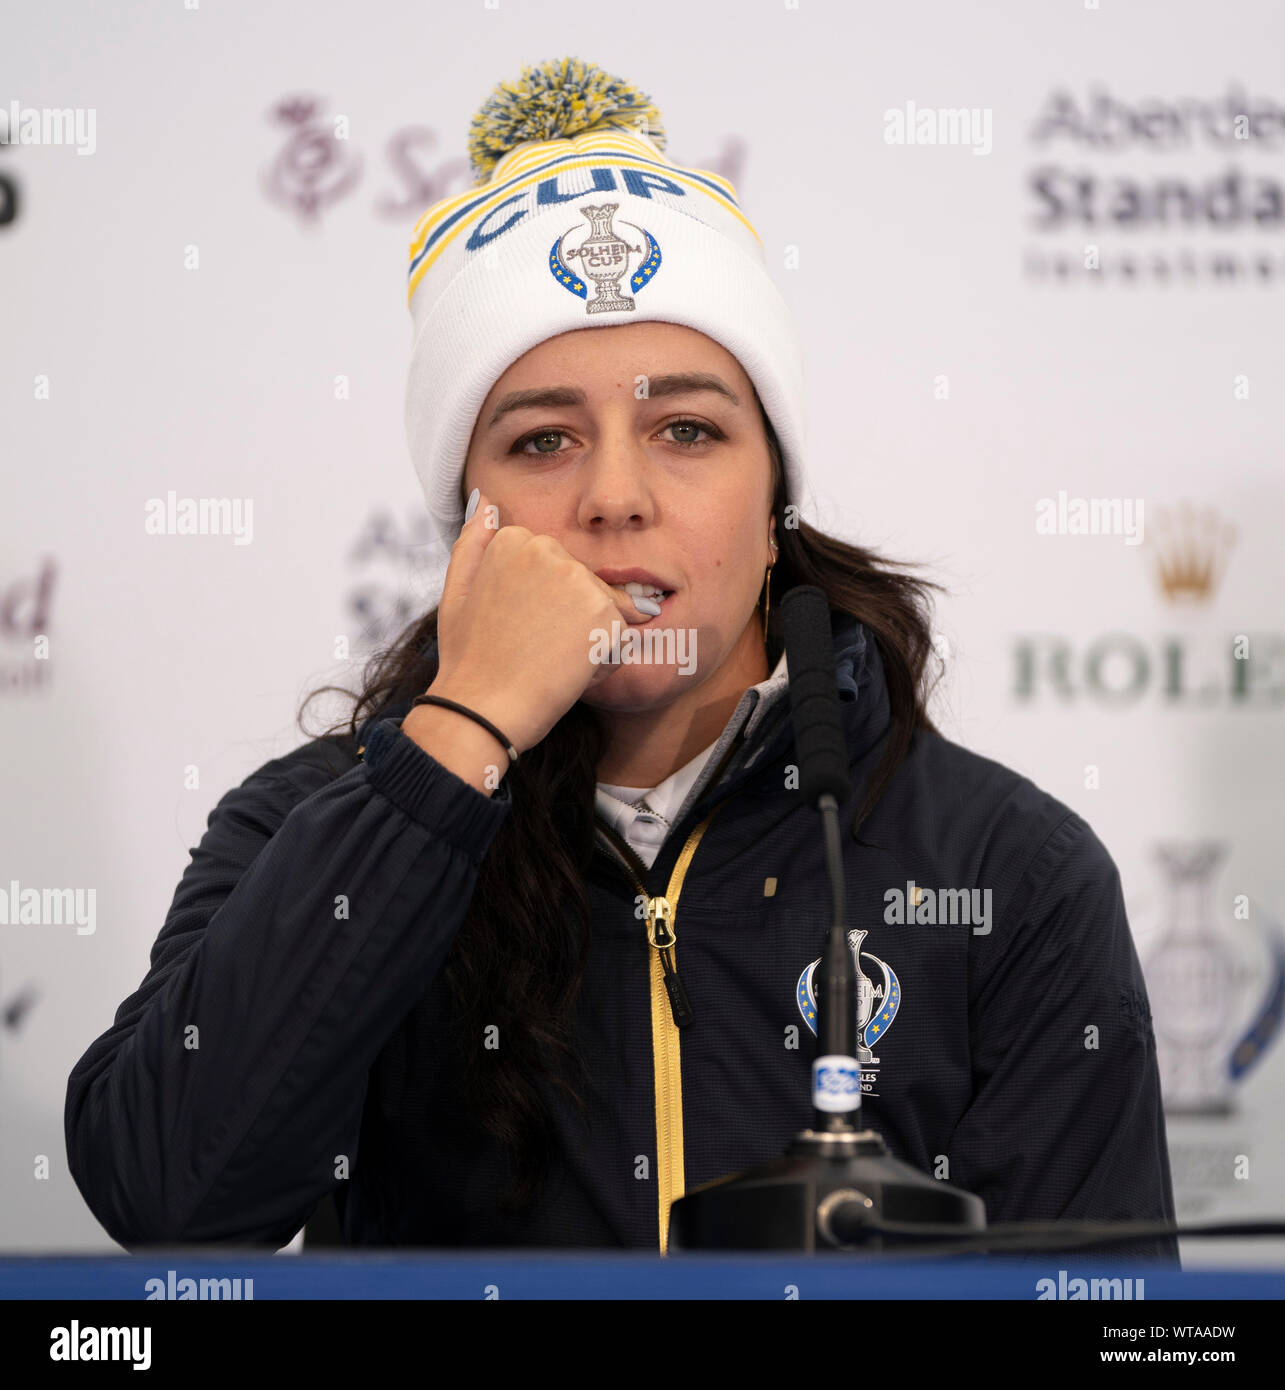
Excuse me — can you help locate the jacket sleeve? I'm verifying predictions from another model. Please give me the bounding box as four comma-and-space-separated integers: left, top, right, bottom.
948, 812, 1180, 1263
64, 718, 510, 1249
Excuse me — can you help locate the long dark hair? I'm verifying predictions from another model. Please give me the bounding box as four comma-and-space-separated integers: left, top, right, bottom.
301, 403, 943, 1212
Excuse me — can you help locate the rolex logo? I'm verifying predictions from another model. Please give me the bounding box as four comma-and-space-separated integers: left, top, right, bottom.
1148, 502, 1237, 604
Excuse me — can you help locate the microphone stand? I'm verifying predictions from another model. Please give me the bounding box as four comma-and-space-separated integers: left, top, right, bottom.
668, 587, 985, 1252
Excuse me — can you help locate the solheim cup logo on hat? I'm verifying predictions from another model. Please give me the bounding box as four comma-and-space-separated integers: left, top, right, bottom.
796, 929, 901, 1096
549, 202, 663, 313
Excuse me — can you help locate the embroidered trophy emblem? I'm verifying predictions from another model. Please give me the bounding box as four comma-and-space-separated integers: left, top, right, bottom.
549, 202, 662, 312
796, 929, 901, 1097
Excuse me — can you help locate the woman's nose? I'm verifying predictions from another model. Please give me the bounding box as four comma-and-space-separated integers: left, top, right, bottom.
577, 442, 656, 528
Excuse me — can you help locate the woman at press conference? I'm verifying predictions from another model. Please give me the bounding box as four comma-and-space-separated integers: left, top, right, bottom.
64, 59, 1178, 1261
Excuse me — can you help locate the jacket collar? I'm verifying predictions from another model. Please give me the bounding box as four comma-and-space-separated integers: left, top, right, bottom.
679, 610, 891, 823
360, 609, 893, 840
590, 613, 893, 883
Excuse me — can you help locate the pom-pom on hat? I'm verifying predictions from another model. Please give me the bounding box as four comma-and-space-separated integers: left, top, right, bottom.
404, 56, 808, 541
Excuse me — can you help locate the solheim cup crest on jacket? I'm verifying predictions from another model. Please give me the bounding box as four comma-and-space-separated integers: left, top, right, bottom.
796, 930, 902, 1096
549, 203, 662, 312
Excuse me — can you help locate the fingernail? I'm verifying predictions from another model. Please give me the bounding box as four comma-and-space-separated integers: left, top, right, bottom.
634, 596, 661, 616
463, 487, 480, 523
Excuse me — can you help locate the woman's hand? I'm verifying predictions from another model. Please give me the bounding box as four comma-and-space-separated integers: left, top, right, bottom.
428, 491, 649, 754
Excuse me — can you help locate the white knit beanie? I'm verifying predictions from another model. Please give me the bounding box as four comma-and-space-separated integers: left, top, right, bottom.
404, 57, 809, 542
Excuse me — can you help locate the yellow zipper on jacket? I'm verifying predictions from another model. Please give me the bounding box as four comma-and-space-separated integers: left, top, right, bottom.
595, 800, 728, 1254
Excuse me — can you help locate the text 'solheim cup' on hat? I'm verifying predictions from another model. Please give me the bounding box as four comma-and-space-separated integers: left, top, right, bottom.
403, 56, 809, 542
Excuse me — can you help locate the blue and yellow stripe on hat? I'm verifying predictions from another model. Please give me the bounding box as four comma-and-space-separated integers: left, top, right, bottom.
405, 59, 761, 306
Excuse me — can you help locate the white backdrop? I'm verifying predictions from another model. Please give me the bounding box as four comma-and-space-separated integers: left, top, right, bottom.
2, 0, 1283, 1265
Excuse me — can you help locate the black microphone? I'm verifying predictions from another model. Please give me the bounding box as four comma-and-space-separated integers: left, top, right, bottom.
780, 585, 851, 807
781, 585, 860, 1129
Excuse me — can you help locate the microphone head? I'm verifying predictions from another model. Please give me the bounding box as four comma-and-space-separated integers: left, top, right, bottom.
780, 586, 852, 806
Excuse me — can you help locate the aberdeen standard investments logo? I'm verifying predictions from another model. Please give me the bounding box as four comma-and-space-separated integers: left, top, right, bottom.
342, 505, 444, 651
1023, 83, 1285, 287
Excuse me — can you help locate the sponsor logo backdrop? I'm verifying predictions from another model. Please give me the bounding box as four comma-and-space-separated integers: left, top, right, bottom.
2, 1, 1282, 1261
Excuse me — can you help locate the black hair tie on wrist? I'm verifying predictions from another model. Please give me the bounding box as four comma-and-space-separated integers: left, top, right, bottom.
409, 695, 519, 766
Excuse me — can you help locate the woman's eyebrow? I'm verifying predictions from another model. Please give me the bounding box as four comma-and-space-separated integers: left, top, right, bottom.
486, 373, 740, 428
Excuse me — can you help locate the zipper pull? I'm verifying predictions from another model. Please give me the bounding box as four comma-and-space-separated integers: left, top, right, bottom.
661, 954, 694, 1029
646, 897, 695, 1028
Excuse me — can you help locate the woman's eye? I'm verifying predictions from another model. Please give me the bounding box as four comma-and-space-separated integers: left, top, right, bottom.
515, 429, 570, 455
661, 420, 719, 448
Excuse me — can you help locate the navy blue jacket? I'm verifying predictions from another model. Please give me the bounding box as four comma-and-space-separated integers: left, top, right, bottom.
64, 612, 1178, 1259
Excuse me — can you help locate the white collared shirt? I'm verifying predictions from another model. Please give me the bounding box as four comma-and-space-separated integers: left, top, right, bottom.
594, 652, 788, 869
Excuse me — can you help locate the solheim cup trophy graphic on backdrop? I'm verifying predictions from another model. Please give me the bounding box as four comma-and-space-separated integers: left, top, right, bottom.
1142, 841, 1285, 1116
